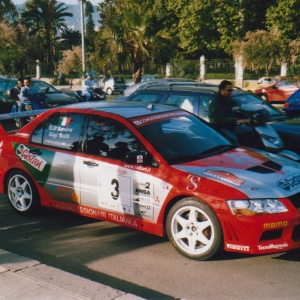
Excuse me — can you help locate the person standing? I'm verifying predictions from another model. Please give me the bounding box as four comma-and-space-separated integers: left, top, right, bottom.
11, 77, 24, 100
82, 72, 97, 101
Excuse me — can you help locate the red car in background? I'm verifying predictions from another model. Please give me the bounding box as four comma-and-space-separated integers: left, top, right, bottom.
252, 77, 299, 103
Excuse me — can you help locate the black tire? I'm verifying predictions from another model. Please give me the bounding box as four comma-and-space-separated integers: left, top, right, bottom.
6, 170, 40, 214
166, 198, 223, 260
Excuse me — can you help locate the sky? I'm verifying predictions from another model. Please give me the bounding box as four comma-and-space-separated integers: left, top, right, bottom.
13, 0, 100, 5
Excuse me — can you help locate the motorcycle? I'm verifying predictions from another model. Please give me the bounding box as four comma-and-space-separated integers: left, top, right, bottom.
227, 105, 300, 161
74, 87, 106, 102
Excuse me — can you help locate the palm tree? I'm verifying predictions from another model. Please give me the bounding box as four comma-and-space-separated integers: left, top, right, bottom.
97, 2, 173, 82
21, 0, 73, 72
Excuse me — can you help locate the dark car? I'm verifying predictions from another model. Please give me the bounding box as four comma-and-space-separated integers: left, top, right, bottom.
0, 77, 78, 114
123, 84, 300, 155
283, 89, 300, 116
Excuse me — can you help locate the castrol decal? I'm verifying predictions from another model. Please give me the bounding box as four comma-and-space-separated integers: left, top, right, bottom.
16, 144, 47, 171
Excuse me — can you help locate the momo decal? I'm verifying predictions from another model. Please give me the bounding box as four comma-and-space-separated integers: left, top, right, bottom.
258, 242, 288, 251
277, 172, 300, 191
16, 144, 47, 171
226, 244, 250, 252
203, 170, 244, 186
186, 174, 201, 191
263, 221, 288, 229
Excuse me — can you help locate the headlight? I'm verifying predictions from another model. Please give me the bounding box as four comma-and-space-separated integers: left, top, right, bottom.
227, 199, 288, 216
260, 134, 283, 148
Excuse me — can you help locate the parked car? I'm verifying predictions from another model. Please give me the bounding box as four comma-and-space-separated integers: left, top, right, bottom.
0, 102, 300, 260
100, 75, 127, 95
123, 78, 197, 97
125, 75, 157, 87
123, 85, 300, 155
282, 89, 300, 116
249, 77, 299, 103
245, 76, 282, 93
0, 77, 78, 114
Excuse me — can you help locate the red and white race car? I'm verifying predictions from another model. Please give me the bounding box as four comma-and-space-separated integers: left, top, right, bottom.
0, 102, 299, 260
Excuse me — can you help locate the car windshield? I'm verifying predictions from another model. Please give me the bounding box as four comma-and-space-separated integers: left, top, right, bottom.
232, 92, 286, 120
132, 111, 234, 164
32, 81, 60, 93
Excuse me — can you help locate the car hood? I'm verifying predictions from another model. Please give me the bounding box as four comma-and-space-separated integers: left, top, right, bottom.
173, 147, 300, 199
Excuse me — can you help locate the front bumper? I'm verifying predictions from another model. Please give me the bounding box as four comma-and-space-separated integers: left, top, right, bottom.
222, 198, 300, 255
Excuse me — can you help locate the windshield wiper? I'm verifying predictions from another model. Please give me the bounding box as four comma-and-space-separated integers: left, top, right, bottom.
198, 144, 235, 156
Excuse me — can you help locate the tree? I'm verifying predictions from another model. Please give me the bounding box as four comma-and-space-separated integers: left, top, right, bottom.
0, 0, 18, 22
96, 0, 173, 79
266, 0, 300, 41
85, 0, 97, 52
21, 0, 73, 73
0, 21, 38, 76
232, 30, 285, 76
58, 46, 82, 78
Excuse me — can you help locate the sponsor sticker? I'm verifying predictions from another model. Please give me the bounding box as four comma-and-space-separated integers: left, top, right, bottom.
16, 144, 47, 171
276, 172, 300, 191
203, 170, 244, 186
226, 244, 250, 251
258, 242, 288, 251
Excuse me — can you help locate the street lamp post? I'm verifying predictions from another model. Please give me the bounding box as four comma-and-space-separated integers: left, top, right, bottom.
80, 0, 86, 73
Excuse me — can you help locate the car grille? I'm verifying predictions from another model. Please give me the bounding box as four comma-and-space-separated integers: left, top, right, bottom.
259, 229, 283, 241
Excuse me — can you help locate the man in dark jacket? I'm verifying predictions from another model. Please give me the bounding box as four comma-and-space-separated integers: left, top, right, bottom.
208, 80, 261, 147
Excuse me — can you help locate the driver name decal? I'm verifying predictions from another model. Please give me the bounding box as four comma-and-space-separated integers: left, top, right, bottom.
16, 144, 47, 171
276, 172, 300, 191
203, 170, 244, 186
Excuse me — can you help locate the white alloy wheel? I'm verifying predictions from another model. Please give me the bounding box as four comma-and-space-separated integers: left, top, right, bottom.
7, 171, 39, 214
166, 198, 223, 260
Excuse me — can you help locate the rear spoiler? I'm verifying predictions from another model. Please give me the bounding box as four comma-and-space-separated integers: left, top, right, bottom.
0, 109, 49, 121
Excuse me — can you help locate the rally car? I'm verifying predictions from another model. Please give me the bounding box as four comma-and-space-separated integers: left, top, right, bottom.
0, 102, 299, 260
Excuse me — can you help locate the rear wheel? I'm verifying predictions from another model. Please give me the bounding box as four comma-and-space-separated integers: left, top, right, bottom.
6, 171, 40, 214
166, 198, 223, 260
259, 93, 268, 101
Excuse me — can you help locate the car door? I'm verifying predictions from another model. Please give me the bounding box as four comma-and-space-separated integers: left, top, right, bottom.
78, 114, 157, 220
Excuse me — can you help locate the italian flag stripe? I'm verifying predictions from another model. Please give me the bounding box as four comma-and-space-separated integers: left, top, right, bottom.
59, 117, 71, 126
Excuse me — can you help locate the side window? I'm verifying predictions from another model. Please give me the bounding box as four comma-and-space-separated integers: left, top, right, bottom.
0, 81, 6, 95
198, 96, 213, 120
85, 115, 146, 161
165, 94, 195, 112
30, 113, 84, 151
128, 93, 162, 103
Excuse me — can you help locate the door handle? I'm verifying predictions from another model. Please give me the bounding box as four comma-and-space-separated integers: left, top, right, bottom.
83, 160, 99, 166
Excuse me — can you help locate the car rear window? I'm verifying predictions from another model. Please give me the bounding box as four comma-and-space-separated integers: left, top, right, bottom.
128, 93, 162, 103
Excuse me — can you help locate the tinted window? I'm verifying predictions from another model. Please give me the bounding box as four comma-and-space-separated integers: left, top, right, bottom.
164, 94, 195, 112
128, 93, 162, 103
30, 113, 84, 151
85, 115, 146, 161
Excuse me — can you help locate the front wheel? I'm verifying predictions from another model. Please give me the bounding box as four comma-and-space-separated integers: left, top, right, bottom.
166, 198, 223, 260
6, 171, 40, 214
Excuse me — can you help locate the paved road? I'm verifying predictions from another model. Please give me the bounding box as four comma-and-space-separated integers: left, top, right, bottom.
0, 195, 300, 300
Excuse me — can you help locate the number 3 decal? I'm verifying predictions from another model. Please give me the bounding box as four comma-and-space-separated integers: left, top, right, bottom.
111, 178, 119, 200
